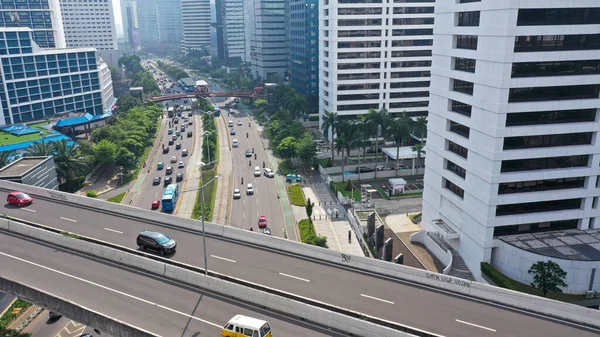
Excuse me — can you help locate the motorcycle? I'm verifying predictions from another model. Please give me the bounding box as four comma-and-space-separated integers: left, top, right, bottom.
246, 133, 248, 138
249, 160, 252, 166
254, 153, 257, 160
241, 177, 244, 185
262, 161, 265, 168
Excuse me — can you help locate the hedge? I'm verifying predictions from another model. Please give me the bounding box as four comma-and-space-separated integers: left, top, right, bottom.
85, 190, 98, 198
0, 299, 30, 329
106, 192, 126, 203
298, 219, 327, 248
287, 184, 306, 206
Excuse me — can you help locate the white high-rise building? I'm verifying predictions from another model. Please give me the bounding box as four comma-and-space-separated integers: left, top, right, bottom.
420, 1, 600, 291
181, 0, 211, 53
0, 0, 65, 48
59, 0, 120, 65
318, 0, 433, 122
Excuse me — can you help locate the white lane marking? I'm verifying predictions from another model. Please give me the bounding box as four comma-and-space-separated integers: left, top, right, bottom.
256, 199, 258, 205
256, 211, 259, 217
104, 228, 123, 234
243, 200, 245, 205
360, 294, 394, 305
21, 208, 36, 212
279, 273, 310, 283
0, 252, 222, 329
211, 255, 236, 263
242, 212, 245, 218
60, 217, 77, 223
455, 319, 496, 332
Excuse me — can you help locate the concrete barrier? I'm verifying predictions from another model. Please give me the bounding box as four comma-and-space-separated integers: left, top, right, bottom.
0, 218, 425, 337
0, 276, 160, 337
2, 181, 600, 329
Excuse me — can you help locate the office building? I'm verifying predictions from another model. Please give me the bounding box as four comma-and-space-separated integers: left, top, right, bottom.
0, 157, 59, 190
156, 0, 183, 52
0, 28, 110, 125
318, 0, 433, 121
0, 0, 65, 48
181, 0, 211, 53
59, 0, 120, 65
121, 0, 165, 51
420, 2, 600, 292
215, 0, 246, 67
249, 0, 288, 82
290, 0, 318, 111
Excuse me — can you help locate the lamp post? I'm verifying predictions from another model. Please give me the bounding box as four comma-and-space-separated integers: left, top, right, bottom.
202, 130, 215, 165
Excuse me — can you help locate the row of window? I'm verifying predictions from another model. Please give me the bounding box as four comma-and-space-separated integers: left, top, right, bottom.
511, 59, 600, 78
508, 84, 600, 103
496, 198, 581, 216
503, 132, 593, 150
449, 120, 470, 138
517, 8, 600, 26
446, 160, 466, 179
10, 104, 103, 124
498, 177, 585, 195
505, 109, 596, 127
500, 155, 588, 173
493, 219, 577, 237
514, 34, 600, 53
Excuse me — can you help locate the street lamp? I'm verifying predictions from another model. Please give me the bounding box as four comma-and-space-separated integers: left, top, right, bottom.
182, 169, 221, 276
202, 130, 215, 165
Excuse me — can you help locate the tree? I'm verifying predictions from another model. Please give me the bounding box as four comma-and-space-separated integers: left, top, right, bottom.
24, 141, 54, 157
411, 143, 426, 172
93, 139, 118, 164
528, 261, 567, 297
0, 327, 31, 337
52, 140, 88, 188
296, 133, 318, 167
114, 94, 142, 115
321, 111, 339, 163
413, 116, 428, 142
118, 54, 142, 74
276, 136, 297, 161
305, 197, 313, 218
0, 150, 15, 168
253, 98, 267, 116
115, 147, 137, 170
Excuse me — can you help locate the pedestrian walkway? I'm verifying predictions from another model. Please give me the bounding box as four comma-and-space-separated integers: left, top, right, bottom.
76, 164, 120, 196
175, 114, 203, 217
301, 184, 364, 255
212, 99, 234, 225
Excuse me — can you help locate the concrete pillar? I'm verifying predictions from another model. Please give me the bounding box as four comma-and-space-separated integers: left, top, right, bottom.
395, 254, 404, 264
367, 212, 376, 238
375, 224, 384, 255
384, 238, 393, 262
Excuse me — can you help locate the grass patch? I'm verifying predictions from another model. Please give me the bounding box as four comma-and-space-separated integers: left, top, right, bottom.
0, 298, 31, 329
330, 181, 361, 201
192, 169, 218, 221
298, 219, 327, 248
409, 212, 422, 220
106, 192, 126, 203
0, 129, 54, 147
287, 184, 306, 206
317, 158, 331, 168
85, 190, 98, 198
481, 262, 585, 303
278, 160, 294, 175
393, 191, 423, 198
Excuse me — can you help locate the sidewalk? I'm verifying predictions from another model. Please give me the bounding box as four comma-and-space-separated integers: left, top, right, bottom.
121, 118, 169, 206
212, 98, 234, 224
175, 113, 203, 217
300, 183, 364, 255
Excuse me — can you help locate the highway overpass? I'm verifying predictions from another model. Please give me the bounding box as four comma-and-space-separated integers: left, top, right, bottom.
0, 181, 599, 337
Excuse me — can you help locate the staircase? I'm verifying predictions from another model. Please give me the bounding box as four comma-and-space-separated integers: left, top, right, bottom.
448, 250, 473, 280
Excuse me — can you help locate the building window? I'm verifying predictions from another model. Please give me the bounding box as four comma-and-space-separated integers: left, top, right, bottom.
500, 155, 589, 173
448, 140, 468, 159
517, 8, 600, 26
498, 177, 586, 194
454, 57, 476, 73
457, 11, 480, 26
456, 35, 478, 50
449, 120, 470, 138
503, 132, 593, 150
452, 79, 474, 95
450, 100, 472, 117
512, 60, 600, 78
508, 84, 600, 102
505, 109, 596, 126
496, 198, 581, 216
514, 34, 600, 52
444, 179, 464, 199
446, 160, 466, 178
493, 219, 578, 237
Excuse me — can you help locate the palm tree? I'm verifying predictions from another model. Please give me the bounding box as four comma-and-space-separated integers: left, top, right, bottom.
0, 150, 14, 168
389, 112, 414, 176
321, 111, 339, 164
52, 139, 88, 188
24, 140, 54, 156
412, 143, 426, 173
361, 108, 388, 178
413, 116, 428, 142
285, 93, 307, 121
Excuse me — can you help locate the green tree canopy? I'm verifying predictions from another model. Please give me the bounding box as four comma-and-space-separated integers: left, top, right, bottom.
93, 139, 118, 164
276, 136, 297, 161
528, 261, 567, 297
297, 133, 318, 167
115, 147, 137, 170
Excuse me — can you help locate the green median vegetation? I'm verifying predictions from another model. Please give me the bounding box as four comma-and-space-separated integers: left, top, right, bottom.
191, 112, 219, 222
106, 192, 126, 204
85, 190, 98, 198
298, 219, 327, 248
287, 184, 306, 206
0, 299, 31, 330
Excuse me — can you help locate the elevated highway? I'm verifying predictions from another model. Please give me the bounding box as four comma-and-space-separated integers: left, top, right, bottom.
148, 86, 263, 102
0, 181, 598, 337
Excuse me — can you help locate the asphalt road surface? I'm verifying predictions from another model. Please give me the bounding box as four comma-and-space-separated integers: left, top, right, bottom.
1, 201, 597, 337
225, 108, 286, 237
0, 233, 339, 337
22, 310, 114, 337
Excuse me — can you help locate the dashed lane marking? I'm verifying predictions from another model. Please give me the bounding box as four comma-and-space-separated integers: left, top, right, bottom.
455, 319, 496, 332
279, 273, 310, 283
60, 217, 77, 222
21, 208, 36, 212
211, 255, 236, 263
360, 294, 394, 305
104, 228, 123, 234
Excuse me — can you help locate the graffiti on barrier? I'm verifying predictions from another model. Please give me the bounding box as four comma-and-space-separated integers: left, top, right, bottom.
426, 273, 471, 288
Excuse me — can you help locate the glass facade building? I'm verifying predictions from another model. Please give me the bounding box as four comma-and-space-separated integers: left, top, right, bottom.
0, 0, 65, 48
0, 28, 104, 125
249, 0, 288, 82
289, 0, 318, 111
215, 0, 246, 67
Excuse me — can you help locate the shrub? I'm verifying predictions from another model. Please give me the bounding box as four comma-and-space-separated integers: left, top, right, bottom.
85, 190, 98, 198
0, 299, 30, 329
298, 219, 328, 248
106, 192, 126, 203
287, 184, 306, 206
481, 262, 514, 290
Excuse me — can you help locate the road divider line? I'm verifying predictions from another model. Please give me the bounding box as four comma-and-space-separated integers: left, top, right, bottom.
104, 228, 123, 234
211, 255, 236, 263
279, 272, 310, 283
455, 319, 496, 332
0, 251, 222, 329
21, 208, 36, 212
256, 199, 258, 205
60, 217, 77, 223
360, 294, 394, 305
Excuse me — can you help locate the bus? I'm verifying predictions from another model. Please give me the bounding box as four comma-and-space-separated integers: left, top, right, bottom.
161, 184, 179, 212
167, 107, 175, 118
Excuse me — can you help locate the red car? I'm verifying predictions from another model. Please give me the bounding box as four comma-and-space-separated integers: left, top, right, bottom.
258, 216, 267, 228
7, 191, 33, 207
151, 200, 161, 210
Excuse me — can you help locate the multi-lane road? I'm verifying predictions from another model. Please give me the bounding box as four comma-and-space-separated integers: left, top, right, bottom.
0, 198, 597, 337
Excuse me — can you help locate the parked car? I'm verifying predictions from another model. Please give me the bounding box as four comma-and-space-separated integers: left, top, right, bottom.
285, 174, 302, 182
355, 166, 373, 173
7, 191, 32, 207
136, 231, 176, 256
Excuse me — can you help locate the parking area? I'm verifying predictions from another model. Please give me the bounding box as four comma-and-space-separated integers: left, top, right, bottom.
352, 178, 424, 199
404, 180, 424, 191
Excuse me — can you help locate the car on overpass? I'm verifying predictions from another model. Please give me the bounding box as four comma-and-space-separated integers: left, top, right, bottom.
151, 200, 160, 210
136, 231, 177, 256
221, 315, 272, 337
258, 216, 267, 228
7, 191, 33, 207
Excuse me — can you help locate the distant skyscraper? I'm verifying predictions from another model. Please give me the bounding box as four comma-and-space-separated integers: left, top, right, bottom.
121, 0, 140, 49
156, 0, 183, 52
290, 0, 318, 111
0, 0, 66, 48
181, 0, 211, 53
249, 0, 287, 82
215, 0, 246, 67
136, 0, 159, 48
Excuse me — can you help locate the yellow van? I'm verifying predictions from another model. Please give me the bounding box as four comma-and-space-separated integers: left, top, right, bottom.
221, 315, 272, 337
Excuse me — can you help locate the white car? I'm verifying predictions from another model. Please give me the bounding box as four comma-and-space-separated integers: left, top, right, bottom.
246, 183, 254, 195
170, 156, 177, 163
237, 120, 242, 126
233, 189, 241, 199
254, 166, 261, 177
232, 139, 239, 148
264, 168, 274, 177
228, 120, 233, 127
178, 161, 185, 168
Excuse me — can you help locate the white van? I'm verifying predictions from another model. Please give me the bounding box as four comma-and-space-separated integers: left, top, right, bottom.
221, 315, 272, 337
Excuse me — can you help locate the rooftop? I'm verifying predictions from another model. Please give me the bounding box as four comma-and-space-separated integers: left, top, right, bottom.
0, 157, 49, 177
499, 229, 600, 261
180, 78, 196, 87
